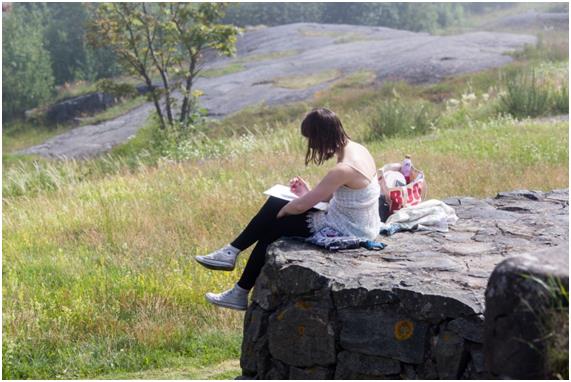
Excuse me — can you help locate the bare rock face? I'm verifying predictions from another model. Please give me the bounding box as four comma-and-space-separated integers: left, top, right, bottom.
240, 189, 568, 379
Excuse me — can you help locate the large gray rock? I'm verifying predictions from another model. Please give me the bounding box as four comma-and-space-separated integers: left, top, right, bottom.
240, 189, 568, 379
335, 351, 401, 379
46, 92, 117, 125
484, 244, 569, 379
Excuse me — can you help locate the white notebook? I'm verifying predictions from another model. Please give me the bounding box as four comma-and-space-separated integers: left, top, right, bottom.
263, 184, 329, 211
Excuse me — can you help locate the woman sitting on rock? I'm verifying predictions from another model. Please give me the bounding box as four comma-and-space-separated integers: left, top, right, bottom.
196, 108, 381, 310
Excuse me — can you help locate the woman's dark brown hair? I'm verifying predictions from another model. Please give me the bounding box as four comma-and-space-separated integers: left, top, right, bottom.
301, 108, 350, 166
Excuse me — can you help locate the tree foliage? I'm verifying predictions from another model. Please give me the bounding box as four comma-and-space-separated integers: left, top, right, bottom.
87, 3, 238, 129
2, 4, 54, 119
44, 3, 121, 84
223, 3, 466, 32
44, 3, 91, 84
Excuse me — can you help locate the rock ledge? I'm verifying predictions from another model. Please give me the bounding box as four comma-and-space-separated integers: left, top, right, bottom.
240, 189, 568, 379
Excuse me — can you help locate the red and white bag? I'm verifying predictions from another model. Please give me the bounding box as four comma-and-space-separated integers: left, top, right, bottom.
379, 163, 427, 214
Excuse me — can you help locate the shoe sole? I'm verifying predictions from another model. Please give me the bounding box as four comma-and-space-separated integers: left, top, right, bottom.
205, 294, 247, 311
195, 257, 235, 271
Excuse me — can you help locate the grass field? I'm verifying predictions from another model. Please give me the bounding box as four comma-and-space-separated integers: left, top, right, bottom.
2, 17, 569, 379
3, 115, 568, 379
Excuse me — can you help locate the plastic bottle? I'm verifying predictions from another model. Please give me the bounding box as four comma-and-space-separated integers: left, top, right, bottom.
401, 155, 412, 184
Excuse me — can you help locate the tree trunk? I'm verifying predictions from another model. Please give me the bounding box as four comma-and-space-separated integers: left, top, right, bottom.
141, 3, 173, 128
180, 58, 197, 126
142, 72, 166, 129
158, 68, 174, 126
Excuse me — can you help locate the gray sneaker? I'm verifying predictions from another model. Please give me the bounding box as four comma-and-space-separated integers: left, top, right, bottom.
205, 287, 248, 311
195, 246, 239, 271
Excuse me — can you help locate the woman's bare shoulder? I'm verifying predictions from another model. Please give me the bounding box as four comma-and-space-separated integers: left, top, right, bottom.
346, 142, 376, 169
331, 162, 355, 176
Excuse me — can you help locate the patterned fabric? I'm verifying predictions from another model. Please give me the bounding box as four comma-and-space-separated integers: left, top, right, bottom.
308, 178, 381, 240
303, 227, 386, 251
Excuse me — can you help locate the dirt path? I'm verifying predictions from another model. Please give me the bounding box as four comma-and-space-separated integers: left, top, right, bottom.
19, 23, 536, 159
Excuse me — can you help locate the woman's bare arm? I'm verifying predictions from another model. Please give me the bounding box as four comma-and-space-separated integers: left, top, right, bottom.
277, 166, 349, 218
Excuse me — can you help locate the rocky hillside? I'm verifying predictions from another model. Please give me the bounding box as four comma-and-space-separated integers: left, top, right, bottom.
19, 23, 535, 159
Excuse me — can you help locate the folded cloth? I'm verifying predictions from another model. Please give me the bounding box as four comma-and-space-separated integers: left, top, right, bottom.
380, 223, 414, 236
303, 226, 386, 251
379, 199, 458, 236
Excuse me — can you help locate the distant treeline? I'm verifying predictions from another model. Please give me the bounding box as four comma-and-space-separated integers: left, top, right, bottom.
1, 2, 521, 120
221, 3, 526, 31
223, 3, 465, 31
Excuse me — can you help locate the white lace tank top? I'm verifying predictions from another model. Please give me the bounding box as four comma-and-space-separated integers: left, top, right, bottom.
308, 166, 381, 240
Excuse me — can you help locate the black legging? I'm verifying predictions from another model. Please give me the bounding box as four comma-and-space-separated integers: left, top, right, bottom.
231, 197, 312, 290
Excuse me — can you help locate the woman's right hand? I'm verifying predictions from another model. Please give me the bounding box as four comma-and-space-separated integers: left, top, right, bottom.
289, 176, 310, 197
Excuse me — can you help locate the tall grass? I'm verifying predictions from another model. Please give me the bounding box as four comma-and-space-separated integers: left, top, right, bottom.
553, 81, 569, 114
521, 276, 569, 380
3, 114, 569, 378
498, 69, 552, 118
545, 281, 569, 380
368, 98, 438, 140
497, 65, 570, 118
2, 154, 149, 198
513, 32, 569, 63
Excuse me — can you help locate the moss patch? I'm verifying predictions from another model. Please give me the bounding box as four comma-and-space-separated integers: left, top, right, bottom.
238, 49, 299, 64
199, 63, 246, 79
273, 69, 341, 89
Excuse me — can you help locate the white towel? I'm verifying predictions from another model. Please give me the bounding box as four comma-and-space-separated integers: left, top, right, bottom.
383, 199, 459, 232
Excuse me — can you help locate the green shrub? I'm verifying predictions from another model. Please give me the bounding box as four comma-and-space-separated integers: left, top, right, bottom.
368, 98, 437, 140
95, 79, 138, 100
553, 82, 569, 114
513, 36, 569, 63
498, 69, 551, 118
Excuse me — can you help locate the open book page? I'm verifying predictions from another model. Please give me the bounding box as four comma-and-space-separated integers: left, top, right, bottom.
263, 184, 329, 211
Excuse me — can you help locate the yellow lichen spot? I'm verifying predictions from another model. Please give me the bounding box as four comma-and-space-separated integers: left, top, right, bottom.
297, 325, 305, 336
276, 310, 286, 321
295, 300, 312, 310
394, 319, 415, 341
